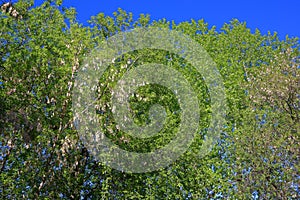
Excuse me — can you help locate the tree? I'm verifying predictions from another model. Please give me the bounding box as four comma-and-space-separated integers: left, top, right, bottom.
233, 43, 299, 199
1, 0, 93, 198
0, 1, 299, 199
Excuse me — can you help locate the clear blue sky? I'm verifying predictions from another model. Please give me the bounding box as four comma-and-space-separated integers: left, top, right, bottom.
52, 0, 300, 40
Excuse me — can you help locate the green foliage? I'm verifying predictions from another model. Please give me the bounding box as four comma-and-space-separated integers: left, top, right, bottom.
0, 1, 299, 199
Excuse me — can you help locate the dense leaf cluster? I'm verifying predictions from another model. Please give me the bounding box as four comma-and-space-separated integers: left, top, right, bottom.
0, 0, 299, 199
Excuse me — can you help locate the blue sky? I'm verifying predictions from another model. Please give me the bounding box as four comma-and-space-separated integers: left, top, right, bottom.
56, 0, 300, 40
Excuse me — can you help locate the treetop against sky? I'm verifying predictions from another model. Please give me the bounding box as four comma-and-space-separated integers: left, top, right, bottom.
51, 0, 300, 40
0, 0, 299, 199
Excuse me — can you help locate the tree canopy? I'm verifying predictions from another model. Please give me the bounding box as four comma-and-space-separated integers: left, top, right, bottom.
0, 0, 299, 199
